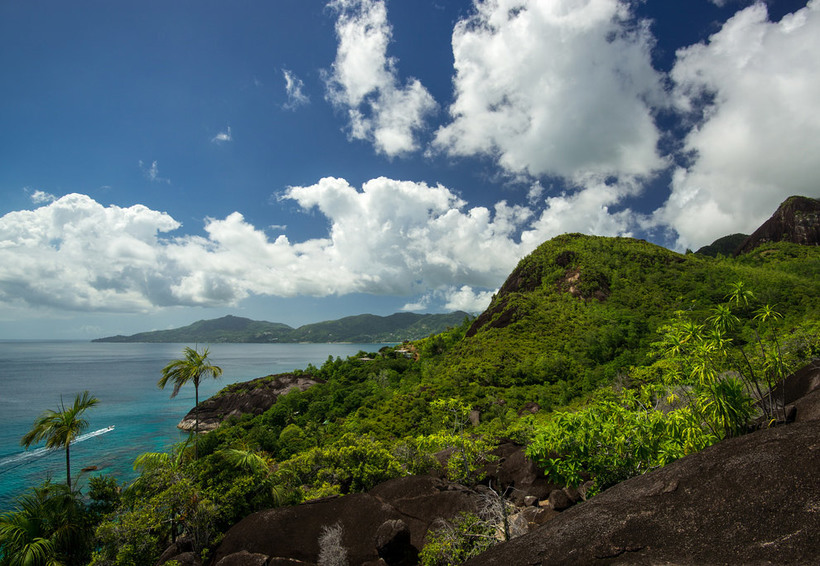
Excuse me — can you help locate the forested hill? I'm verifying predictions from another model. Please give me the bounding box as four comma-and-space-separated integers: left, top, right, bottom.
429, 233, 819, 398
93, 311, 471, 343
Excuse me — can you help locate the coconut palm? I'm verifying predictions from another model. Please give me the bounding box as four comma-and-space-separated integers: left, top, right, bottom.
21, 391, 99, 490
158, 346, 222, 459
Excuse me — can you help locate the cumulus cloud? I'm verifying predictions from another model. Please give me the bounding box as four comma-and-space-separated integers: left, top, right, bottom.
521, 178, 642, 248
281, 177, 528, 293
443, 285, 495, 313
283, 69, 310, 109
402, 285, 496, 314
324, 0, 437, 156
658, 1, 820, 249
0, 194, 180, 312
433, 0, 666, 182
211, 126, 232, 143
0, 183, 532, 313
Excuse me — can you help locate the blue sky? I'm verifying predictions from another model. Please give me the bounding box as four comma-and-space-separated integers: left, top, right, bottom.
1, 0, 817, 339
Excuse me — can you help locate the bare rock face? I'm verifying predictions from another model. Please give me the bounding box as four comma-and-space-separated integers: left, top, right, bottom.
212, 475, 483, 565
735, 195, 820, 255
479, 442, 560, 506
466, 419, 820, 565
214, 551, 271, 566
759, 360, 820, 424
178, 373, 323, 432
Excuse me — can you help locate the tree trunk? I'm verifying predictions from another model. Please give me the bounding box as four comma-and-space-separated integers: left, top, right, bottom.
66, 444, 71, 490
194, 384, 199, 460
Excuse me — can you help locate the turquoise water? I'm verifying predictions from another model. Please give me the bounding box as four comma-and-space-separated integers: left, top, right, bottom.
0, 341, 386, 510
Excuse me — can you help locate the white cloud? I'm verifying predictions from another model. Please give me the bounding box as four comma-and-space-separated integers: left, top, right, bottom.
0, 182, 534, 313
324, 0, 437, 156
0, 194, 180, 312
433, 0, 666, 181
521, 178, 642, 248
139, 159, 170, 184
402, 285, 496, 314
443, 285, 495, 313
401, 296, 430, 312
211, 126, 232, 143
281, 177, 527, 292
26, 188, 56, 204
658, 1, 820, 250
283, 69, 310, 109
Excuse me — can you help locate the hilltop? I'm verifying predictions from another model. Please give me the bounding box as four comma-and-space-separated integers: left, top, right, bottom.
432, 233, 818, 400
93, 311, 471, 344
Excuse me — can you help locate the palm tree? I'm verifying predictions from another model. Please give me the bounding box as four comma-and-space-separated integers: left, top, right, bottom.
132, 442, 191, 544
21, 391, 99, 490
158, 346, 222, 459
0, 482, 95, 566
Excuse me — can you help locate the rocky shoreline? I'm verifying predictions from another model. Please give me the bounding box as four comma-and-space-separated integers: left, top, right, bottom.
177, 373, 323, 432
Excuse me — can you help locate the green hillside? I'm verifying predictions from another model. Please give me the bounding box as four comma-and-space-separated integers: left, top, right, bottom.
695, 233, 748, 257
94, 311, 471, 343
432, 235, 819, 399
287, 312, 470, 343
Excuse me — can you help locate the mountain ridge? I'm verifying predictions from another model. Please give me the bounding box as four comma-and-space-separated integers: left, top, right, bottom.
92, 311, 471, 344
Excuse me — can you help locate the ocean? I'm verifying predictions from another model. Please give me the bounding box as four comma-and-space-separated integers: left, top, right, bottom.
0, 341, 387, 510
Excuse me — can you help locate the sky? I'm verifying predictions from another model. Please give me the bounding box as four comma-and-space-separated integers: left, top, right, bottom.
1, 0, 818, 340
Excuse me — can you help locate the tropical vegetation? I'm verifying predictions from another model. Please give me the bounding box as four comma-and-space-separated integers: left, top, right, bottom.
2, 234, 818, 565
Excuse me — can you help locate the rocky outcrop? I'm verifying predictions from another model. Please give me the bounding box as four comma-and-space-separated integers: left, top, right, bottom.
479, 441, 559, 505
177, 373, 322, 432
211, 475, 484, 565
759, 359, 820, 424
466, 419, 820, 565
735, 195, 820, 255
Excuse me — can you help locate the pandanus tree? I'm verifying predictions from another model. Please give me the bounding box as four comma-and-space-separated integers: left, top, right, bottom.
158, 346, 222, 459
21, 391, 99, 491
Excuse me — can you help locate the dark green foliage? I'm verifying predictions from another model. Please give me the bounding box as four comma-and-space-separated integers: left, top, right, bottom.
0, 482, 95, 566
695, 233, 748, 257
87, 475, 122, 518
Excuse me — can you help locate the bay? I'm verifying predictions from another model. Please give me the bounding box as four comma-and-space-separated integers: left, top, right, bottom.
0, 341, 387, 509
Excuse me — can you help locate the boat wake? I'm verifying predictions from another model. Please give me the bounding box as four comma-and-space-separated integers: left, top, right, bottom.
0, 426, 115, 473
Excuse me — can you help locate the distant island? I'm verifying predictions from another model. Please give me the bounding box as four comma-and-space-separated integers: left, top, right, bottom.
93, 311, 472, 344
